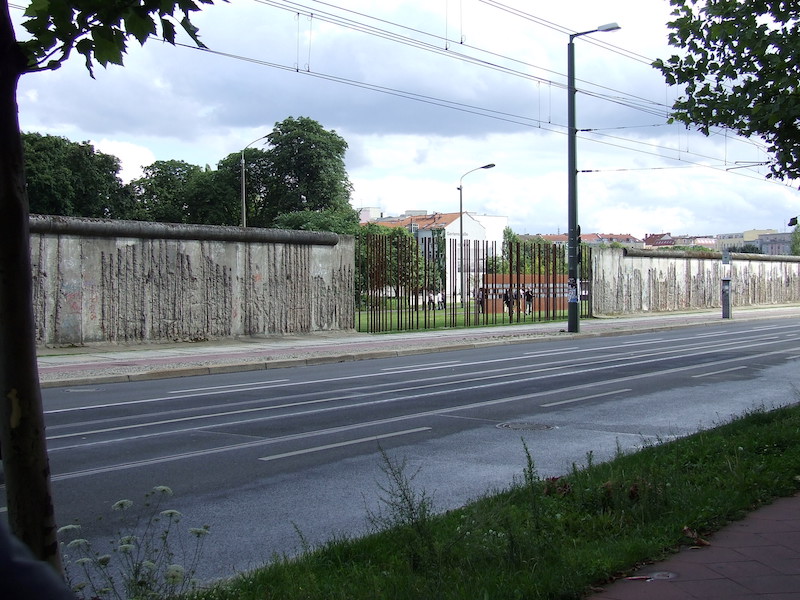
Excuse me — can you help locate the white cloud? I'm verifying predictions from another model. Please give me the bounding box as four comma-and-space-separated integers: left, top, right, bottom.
92, 140, 156, 183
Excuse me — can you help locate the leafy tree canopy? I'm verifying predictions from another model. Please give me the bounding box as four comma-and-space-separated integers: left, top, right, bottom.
261, 116, 353, 225
273, 208, 359, 235
19, 0, 217, 76
126, 159, 202, 223
727, 244, 762, 254
653, 0, 800, 180
22, 132, 124, 218
791, 227, 800, 256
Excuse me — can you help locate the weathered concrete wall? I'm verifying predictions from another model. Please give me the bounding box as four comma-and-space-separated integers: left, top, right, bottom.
592, 247, 800, 315
30, 215, 354, 346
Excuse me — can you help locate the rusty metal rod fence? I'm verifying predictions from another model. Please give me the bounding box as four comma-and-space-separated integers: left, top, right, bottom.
356, 233, 591, 333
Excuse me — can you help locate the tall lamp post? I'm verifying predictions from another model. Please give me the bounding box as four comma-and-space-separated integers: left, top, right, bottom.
567, 22, 620, 333
240, 134, 269, 227
458, 163, 495, 308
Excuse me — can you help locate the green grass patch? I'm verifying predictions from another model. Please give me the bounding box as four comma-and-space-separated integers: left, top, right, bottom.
189, 403, 800, 600
355, 306, 570, 333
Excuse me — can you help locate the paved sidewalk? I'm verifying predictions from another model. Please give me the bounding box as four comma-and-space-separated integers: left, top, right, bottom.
36, 305, 800, 599
589, 493, 800, 599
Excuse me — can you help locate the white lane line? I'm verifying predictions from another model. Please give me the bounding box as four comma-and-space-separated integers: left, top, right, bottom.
381, 361, 460, 372
43, 343, 800, 481
48, 339, 800, 444
523, 347, 579, 356
540, 389, 632, 408
47, 327, 797, 415
258, 428, 431, 462
169, 379, 290, 393
46, 380, 295, 414
692, 366, 748, 379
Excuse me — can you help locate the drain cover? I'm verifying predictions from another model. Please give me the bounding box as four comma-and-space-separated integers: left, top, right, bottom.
497, 422, 553, 431
648, 571, 678, 580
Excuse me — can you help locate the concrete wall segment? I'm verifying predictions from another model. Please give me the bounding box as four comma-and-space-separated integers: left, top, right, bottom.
592, 247, 800, 316
31, 215, 354, 346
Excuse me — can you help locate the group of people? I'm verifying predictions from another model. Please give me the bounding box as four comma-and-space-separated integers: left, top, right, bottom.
502, 286, 535, 317
422, 287, 539, 317
426, 291, 446, 310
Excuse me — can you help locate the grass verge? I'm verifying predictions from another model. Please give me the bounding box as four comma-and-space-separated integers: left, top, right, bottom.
189, 403, 800, 600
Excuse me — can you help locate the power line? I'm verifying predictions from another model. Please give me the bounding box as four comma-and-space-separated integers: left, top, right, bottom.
258, 0, 771, 160
179, 41, 773, 182
258, 0, 678, 122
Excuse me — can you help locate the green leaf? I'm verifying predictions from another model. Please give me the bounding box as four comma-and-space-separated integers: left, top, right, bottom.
91, 27, 125, 67
124, 9, 157, 45
23, 0, 50, 18
179, 15, 205, 48
160, 18, 177, 44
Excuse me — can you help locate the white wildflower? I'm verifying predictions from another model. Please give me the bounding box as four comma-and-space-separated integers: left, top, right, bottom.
58, 524, 81, 535
165, 564, 185, 585
141, 560, 156, 571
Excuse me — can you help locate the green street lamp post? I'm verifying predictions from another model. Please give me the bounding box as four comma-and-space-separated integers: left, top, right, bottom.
567, 22, 620, 332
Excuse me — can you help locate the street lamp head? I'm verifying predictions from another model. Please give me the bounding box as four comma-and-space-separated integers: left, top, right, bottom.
482, 163, 496, 169
597, 22, 621, 32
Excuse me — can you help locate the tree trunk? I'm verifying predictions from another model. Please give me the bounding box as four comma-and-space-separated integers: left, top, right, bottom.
0, 1, 63, 572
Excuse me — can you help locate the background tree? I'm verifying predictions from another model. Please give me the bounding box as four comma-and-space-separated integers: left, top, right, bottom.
126, 159, 203, 223
0, 0, 219, 570
218, 147, 271, 227
260, 116, 353, 226
273, 208, 359, 234
184, 165, 240, 226
23, 132, 125, 217
728, 244, 762, 254
653, 1, 800, 180
355, 224, 419, 309
792, 227, 800, 256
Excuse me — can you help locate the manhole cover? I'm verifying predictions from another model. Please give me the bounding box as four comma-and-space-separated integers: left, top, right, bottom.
646, 571, 678, 581
497, 422, 553, 431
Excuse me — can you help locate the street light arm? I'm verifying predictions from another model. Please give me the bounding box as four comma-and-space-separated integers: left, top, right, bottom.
459, 163, 496, 188
570, 22, 620, 41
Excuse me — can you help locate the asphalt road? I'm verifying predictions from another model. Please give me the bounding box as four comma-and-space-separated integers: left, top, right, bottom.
22, 318, 800, 581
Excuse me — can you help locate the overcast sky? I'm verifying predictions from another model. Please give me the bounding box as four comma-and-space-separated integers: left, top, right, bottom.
11, 0, 799, 239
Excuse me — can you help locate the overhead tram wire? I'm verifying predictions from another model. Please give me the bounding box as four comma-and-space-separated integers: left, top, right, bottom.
474, 0, 773, 157
255, 0, 681, 123
177, 40, 777, 183
174, 41, 556, 130
477, 0, 656, 65
255, 0, 772, 160
7, 0, 755, 151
